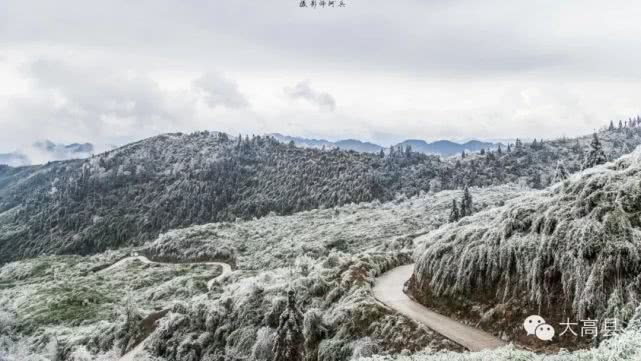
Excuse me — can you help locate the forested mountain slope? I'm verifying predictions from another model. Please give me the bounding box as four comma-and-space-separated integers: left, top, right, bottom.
0, 132, 443, 263
409, 146, 641, 345
1, 123, 641, 263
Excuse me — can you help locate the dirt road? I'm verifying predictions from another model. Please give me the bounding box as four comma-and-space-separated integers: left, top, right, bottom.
373, 264, 507, 352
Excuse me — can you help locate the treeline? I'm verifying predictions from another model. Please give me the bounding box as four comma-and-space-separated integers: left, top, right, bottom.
2, 123, 641, 263
0, 132, 441, 262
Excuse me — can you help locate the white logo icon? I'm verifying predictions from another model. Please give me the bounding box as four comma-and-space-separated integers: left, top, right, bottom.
524, 315, 555, 341
523, 315, 545, 335
535, 323, 555, 341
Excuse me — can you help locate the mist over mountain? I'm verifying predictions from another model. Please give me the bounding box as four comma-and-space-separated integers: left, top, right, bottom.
269, 133, 384, 153
0, 140, 96, 166
395, 139, 499, 156
270, 133, 500, 156
0, 152, 30, 167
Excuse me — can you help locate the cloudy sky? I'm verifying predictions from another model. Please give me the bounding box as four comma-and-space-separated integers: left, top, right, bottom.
3, 0, 641, 152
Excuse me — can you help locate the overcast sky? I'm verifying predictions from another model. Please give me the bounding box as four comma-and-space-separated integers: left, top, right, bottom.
3, 0, 641, 152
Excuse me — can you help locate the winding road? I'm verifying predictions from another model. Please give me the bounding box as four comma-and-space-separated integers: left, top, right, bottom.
99, 255, 232, 361
373, 264, 507, 352
108, 258, 503, 359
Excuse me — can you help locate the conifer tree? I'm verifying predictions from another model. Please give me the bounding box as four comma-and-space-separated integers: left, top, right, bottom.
515, 138, 523, 153
460, 186, 473, 217
554, 161, 569, 182
272, 290, 304, 361
583, 132, 608, 169
609, 120, 615, 131
449, 199, 460, 222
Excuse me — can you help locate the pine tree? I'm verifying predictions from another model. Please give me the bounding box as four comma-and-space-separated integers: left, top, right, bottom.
618, 120, 623, 131
449, 199, 460, 222
507, 144, 512, 153
378, 149, 385, 158
515, 138, 523, 153
554, 161, 569, 182
461, 150, 466, 159
272, 290, 304, 361
583, 132, 608, 169
497, 144, 503, 155
609, 120, 615, 131
460, 186, 473, 217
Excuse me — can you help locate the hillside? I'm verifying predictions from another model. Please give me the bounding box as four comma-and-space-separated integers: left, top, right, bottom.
2, 125, 641, 264
408, 146, 641, 347
0, 131, 450, 263
0, 185, 523, 361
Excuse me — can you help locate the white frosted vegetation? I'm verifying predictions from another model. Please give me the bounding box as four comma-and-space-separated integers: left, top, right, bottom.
146, 184, 525, 271
356, 308, 641, 361
414, 147, 641, 327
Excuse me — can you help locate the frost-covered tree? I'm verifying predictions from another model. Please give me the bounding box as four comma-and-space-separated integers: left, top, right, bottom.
583, 132, 608, 169
514, 138, 523, 153
448, 200, 460, 222
554, 161, 569, 182
459, 187, 473, 217
272, 290, 304, 361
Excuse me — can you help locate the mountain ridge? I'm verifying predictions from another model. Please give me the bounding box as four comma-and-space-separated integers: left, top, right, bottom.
269, 133, 501, 155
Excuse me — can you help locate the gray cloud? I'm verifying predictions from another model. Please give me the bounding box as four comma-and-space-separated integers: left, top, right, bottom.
193, 72, 249, 109
1, 58, 195, 149
285, 81, 336, 111
2, 0, 641, 150
4, 0, 641, 78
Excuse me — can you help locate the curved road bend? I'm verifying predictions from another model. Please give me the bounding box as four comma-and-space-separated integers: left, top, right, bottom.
373, 264, 507, 352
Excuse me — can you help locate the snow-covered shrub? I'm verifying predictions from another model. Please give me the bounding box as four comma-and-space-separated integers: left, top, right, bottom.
0, 311, 16, 335
356, 308, 641, 360
69, 346, 93, 361
351, 337, 377, 359
251, 327, 275, 361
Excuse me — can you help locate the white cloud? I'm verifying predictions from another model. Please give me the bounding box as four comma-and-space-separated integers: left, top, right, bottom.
2, 0, 641, 150
284, 81, 336, 112
193, 72, 249, 109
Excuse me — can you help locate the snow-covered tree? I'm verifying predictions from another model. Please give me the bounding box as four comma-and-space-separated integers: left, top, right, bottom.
583, 132, 608, 169
272, 290, 304, 361
554, 161, 569, 182
459, 187, 473, 217
448, 200, 460, 222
